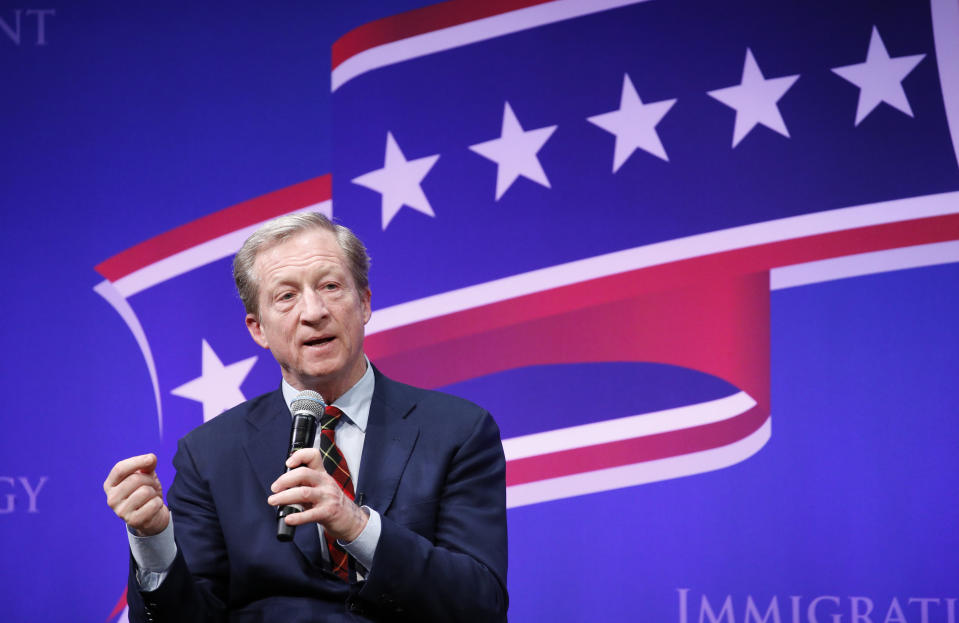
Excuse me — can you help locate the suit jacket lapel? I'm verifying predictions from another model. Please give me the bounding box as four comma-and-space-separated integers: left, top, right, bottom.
242, 389, 323, 565
357, 371, 420, 514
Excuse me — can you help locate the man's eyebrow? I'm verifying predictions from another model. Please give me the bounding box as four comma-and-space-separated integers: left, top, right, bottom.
263, 276, 301, 295
266, 265, 341, 287
266, 276, 298, 288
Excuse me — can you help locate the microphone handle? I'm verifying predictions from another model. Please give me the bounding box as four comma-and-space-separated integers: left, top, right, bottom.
277, 412, 318, 541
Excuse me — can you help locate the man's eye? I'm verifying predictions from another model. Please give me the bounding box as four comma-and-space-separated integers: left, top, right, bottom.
324, 283, 339, 291
279, 292, 295, 301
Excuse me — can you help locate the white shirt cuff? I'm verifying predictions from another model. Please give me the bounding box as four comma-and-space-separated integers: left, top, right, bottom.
339, 506, 380, 572
128, 517, 177, 573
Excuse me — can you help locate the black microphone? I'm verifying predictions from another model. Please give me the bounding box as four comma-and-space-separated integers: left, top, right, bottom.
277, 390, 325, 541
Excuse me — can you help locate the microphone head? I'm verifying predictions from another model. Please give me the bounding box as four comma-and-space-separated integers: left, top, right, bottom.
290, 390, 325, 417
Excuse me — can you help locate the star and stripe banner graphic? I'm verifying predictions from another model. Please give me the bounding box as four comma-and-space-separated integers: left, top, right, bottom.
329, 0, 959, 507
89, 0, 959, 620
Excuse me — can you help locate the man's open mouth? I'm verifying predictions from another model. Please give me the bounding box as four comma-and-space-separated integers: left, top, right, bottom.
304, 337, 334, 347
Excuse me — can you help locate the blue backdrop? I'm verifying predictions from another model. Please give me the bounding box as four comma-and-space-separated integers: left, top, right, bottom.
2, 1, 957, 621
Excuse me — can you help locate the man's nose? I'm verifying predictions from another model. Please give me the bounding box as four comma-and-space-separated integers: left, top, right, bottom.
300, 289, 329, 322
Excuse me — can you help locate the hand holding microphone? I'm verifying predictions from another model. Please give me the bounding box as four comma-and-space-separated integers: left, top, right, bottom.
275, 390, 324, 541
270, 391, 369, 544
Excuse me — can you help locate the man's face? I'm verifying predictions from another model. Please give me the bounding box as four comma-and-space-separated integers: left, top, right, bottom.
245, 228, 371, 401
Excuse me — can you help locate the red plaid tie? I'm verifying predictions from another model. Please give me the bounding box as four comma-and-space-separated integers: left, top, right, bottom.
319, 405, 355, 580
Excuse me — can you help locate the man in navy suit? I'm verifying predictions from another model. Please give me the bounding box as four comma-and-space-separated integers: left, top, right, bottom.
103, 213, 508, 622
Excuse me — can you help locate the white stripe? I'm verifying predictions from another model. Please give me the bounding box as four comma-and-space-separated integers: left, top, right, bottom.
771, 240, 959, 290
332, 0, 652, 91
94, 280, 165, 437
506, 416, 771, 508
502, 391, 755, 461
932, 0, 959, 170
112, 201, 330, 297
367, 191, 959, 335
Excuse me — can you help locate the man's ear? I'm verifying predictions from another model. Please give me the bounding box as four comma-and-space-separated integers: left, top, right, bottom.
246, 314, 270, 349
361, 288, 372, 324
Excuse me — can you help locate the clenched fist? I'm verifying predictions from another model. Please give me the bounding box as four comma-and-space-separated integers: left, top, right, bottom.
103, 453, 170, 537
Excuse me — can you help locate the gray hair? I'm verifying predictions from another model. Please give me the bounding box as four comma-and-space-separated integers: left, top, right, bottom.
233, 212, 370, 317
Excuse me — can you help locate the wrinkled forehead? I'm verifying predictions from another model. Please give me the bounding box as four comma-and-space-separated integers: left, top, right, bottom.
252, 228, 346, 283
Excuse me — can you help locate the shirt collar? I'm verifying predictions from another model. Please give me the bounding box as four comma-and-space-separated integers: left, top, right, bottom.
281, 357, 374, 432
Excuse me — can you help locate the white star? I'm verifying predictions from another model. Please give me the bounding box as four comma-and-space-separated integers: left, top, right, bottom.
171, 340, 258, 422
469, 101, 557, 200
352, 132, 440, 229
707, 48, 800, 148
587, 73, 677, 171
831, 26, 925, 126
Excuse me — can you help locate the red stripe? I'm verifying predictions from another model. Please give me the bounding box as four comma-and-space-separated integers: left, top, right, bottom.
366, 213, 959, 363
368, 271, 771, 405
95, 175, 331, 282
331, 0, 556, 70
505, 404, 768, 486
105, 586, 127, 621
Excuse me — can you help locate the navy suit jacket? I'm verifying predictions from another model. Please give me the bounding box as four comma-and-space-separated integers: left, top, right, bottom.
128, 368, 508, 622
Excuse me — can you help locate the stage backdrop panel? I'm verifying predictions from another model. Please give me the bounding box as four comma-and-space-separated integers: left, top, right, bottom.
1, 1, 957, 621
330, 0, 959, 621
